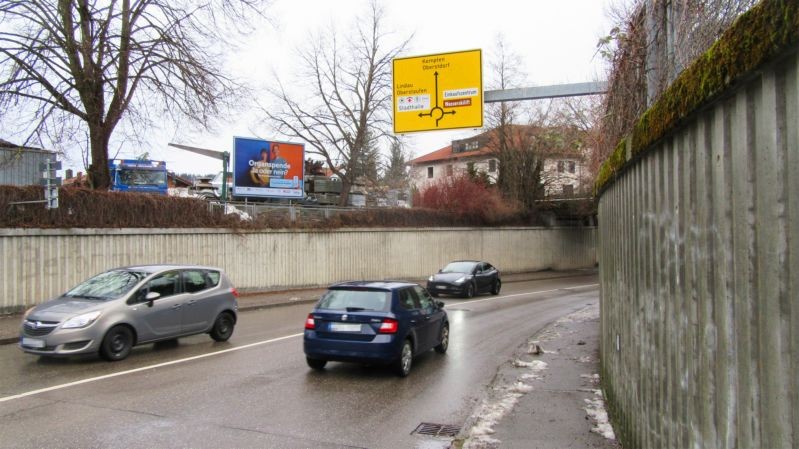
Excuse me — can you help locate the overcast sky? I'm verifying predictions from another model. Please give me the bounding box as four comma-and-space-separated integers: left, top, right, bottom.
66, 0, 621, 175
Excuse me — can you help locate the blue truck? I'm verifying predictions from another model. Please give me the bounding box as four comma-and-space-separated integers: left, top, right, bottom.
108, 159, 168, 195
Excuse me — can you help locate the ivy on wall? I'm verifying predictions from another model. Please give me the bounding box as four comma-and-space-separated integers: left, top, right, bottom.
596, 0, 799, 193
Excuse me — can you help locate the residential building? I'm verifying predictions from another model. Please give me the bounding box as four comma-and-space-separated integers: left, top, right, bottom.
540, 148, 593, 198
408, 133, 497, 191
408, 126, 593, 198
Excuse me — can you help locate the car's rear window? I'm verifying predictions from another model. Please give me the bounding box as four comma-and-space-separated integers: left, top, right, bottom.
206, 271, 220, 286
317, 289, 391, 312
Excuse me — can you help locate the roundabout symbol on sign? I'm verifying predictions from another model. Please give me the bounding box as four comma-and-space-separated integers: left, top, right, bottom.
418, 71, 456, 128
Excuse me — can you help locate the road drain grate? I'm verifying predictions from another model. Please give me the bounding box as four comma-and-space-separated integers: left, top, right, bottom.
412, 422, 461, 438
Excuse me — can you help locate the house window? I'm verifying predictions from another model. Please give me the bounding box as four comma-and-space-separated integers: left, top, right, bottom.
446, 164, 453, 176
557, 161, 565, 173
427, 167, 434, 178
453, 139, 480, 153
568, 161, 576, 173
488, 159, 497, 172
563, 184, 574, 196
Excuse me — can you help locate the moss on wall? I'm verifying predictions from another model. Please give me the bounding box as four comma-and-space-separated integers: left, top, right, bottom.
596, 0, 799, 194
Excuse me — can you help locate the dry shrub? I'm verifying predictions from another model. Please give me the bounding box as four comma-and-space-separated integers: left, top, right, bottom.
413, 175, 520, 225
0, 186, 250, 228
334, 207, 466, 227
0, 185, 580, 229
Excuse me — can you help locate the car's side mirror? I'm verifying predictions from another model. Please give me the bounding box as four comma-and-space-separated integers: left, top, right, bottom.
436, 301, 445, 309
145, 291, 161, 307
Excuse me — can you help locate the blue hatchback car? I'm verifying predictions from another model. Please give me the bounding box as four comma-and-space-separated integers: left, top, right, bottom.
303, 281, 449, 377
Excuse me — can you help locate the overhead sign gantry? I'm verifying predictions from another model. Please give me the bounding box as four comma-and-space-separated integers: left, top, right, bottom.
392, 49, 483, 134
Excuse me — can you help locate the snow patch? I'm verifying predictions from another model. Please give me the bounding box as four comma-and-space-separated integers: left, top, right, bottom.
511, 382, 534, 393
512, 359, 548, 370
583, 389, 616, 441
464, 359, 550, 448
580, 373, 600, 383
466, 393, 521, 441
519, 373, 542, 382
557, 305, 599, 323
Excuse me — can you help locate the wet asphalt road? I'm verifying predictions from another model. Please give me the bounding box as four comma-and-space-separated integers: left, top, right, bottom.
0, 275, 599, 449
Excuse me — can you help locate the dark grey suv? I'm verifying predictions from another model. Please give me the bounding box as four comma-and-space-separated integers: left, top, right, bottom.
19, 265, 239, 361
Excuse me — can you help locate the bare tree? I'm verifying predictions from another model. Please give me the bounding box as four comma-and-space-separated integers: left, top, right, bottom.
549, 95, 604, 193
0, 0, 268, 189
597, 0, 756, 161
263, 2, 409, 206
483, 36, 543, 210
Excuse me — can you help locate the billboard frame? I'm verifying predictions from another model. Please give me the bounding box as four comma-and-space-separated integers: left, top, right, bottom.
231, 136, 305, 199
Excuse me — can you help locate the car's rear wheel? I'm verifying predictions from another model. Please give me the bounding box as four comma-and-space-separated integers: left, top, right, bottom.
435, 324, 449, 354
491, 279, 502, 295
100, 325, 134, 361
306, 357, 327, 370
210, 312, 235, 342
393, 340, 413, 377
463, 282, 475, 298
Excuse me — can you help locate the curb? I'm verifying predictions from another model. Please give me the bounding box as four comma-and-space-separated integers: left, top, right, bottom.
238, 297, 318, 313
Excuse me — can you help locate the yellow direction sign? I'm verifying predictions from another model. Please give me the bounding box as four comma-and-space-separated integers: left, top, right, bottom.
393, 49, 483, 134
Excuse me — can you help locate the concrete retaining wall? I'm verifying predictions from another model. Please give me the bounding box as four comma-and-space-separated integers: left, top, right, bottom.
598, 49, 798, 447
0, 226, 597, 313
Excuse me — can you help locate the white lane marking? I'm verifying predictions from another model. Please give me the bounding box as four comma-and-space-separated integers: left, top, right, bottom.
0, 332, 304, 404
453, 283, 599, 306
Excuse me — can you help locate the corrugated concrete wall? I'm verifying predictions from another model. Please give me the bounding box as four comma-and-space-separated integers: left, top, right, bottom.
598, 51, 798, 447
0, 226, 596, 313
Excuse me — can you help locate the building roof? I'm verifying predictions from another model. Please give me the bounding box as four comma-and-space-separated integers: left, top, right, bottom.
408, 141, 493, 165
0, 139, 52, 153
408, 124, 588, 166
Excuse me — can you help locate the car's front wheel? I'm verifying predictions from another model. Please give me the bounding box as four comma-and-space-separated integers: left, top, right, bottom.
306, 357, 327, 370
100, 325, 134, 361
210, 312, 235, 342
463, 282, 475, 298
393, 340, 413, 377
435, 324, 449, 354
491, 279, 502, 295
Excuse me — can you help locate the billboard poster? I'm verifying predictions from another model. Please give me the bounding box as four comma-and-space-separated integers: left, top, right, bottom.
232, 137, 305, 198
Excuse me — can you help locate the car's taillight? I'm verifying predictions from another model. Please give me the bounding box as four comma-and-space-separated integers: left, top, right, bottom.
230, 288, 240, 298
378, 318, 398, 334
305, 314, 315, 330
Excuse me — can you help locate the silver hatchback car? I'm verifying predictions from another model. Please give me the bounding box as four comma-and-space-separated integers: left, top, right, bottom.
19, 265, 239, 361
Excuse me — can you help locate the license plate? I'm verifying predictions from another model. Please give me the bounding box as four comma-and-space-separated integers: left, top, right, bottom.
330, 323, 361, 332
436, 285, 446, 289
21, 337, 45, 348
